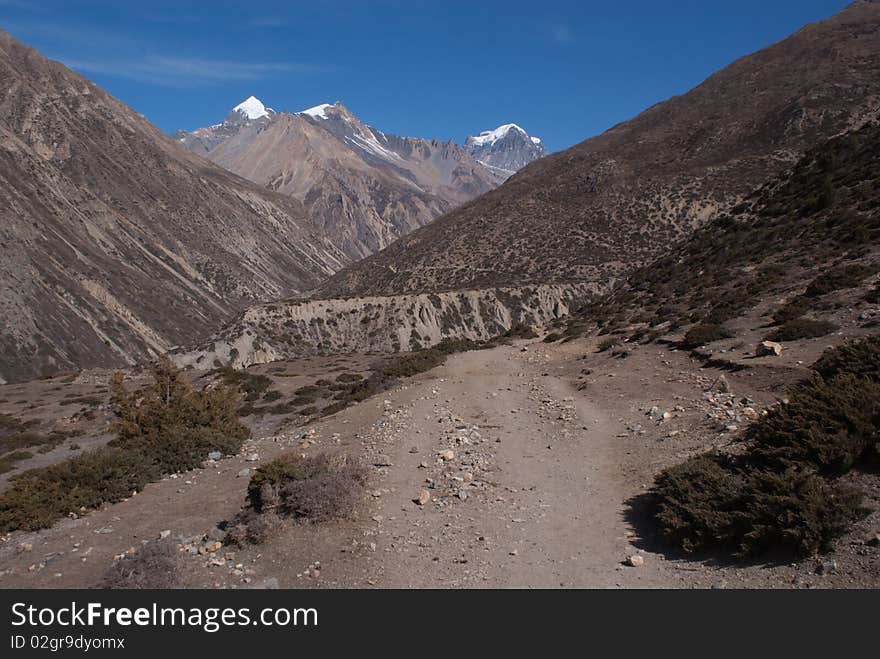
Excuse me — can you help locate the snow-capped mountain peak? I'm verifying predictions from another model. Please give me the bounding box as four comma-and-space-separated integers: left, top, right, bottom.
465, 123, 547, 178
468, 123, 528, 147
232, 96, 271, 120
299, 103, 333, 120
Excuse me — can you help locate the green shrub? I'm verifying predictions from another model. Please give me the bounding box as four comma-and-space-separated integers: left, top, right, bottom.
320, 402, 347, 417
653, 454, 865, 557
765, 318, 838, 342
772, 296, 810, 324
680, 324, 733, 349
747, 373, 880, 474
335, 373, 363, 383
502, 324, 539, 340
597, 337, 620, 352
217, 367, 271, 401
650, 334, 878, 559
804, 264, 877, 298
0, 357, 248, 533
812, 335, 880, 382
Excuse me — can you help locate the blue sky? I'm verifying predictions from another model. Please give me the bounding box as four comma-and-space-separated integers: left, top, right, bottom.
0, 0, 853, 152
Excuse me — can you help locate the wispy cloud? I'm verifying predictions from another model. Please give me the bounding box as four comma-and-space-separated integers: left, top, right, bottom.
3, 18, 325, 87
548, 23, 574, 45
63, 55, 324, 86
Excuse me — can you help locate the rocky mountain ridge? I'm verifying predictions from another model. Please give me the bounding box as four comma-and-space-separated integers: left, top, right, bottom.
175, 100, 545, 258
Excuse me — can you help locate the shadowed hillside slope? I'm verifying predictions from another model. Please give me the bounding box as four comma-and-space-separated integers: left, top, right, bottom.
318, 1, 880, 298
565, 119, 880, 341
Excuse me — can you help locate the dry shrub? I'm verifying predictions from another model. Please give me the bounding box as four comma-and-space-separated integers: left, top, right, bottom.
100, 539, 180, 589
225, 453, 367, 546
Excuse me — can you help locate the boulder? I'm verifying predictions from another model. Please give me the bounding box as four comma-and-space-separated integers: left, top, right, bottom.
756, 340, 783, 357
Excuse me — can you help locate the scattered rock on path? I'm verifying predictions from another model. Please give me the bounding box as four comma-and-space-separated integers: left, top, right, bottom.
756, 341, 783, 357
625, 555, 644, 567
414, 489, 431, 506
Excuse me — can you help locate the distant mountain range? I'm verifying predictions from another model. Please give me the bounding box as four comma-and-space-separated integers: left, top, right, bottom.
175, 100, 545, 258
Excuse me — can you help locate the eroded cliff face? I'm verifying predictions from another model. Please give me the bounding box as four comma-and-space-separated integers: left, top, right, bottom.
173, 284, 601, 370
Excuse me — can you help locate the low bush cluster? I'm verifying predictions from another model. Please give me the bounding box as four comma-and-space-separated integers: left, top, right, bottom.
680, 324, 733, 349
225, 453, 367, 546
100, 539, 180, 589
0, 357, 248, 533
765, 318, 838, 342
651, 335, 879, 558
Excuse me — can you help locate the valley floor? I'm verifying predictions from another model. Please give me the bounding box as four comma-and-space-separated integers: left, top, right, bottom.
1, 338, 878, 588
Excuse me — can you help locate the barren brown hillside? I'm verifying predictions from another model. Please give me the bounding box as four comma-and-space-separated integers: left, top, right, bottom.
0, 32, 348, 383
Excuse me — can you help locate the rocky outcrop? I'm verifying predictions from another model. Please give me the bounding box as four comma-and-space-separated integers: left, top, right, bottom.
173, 283, 600, 370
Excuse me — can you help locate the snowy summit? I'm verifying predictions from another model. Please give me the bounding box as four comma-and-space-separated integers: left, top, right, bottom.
465, 122, 547, 179
468, 124, 530, 146
232, 96, 271, 120
298, 103, 333, 120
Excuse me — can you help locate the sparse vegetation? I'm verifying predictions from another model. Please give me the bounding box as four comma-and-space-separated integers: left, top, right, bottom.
565, 122, 880, 343
680, 324, 733, 349
0, 414, 69, 467
216, 367, 271, 402
766, 318, 838, 342
650, 335, 879, 558
0, 357, 248, 533
0, 450, 32, 474
804, 264, 876, 298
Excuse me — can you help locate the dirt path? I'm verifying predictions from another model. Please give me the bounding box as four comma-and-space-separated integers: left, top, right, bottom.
345, 343, 658, 588
3, 339, 877, 589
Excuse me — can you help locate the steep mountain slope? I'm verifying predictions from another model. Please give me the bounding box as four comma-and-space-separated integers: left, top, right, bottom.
566, 119, 880, 342
318, 1, 880, 297
0, 31, 348, 383
466, 123, 547, 178
175, 101, 507, 259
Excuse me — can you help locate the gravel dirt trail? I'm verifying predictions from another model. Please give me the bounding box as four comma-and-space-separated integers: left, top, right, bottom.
350, 343, 657, 588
